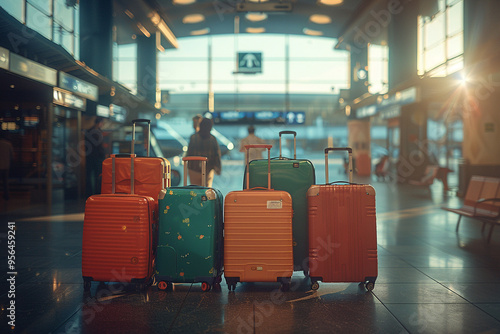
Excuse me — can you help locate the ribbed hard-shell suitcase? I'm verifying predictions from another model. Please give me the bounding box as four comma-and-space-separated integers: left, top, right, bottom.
82, 154, 157, 291
245, 131, 315, 274
101, 119, 170, 199
307, 147, 377, 291
155, 157, 224, 292
224, 145, 293, 291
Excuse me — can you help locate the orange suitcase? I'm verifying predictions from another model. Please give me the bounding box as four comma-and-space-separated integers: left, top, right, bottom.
308, 148, 378, 291
82, 153, 157, 291
224, 145, 293, 291
101, 119, 170, 199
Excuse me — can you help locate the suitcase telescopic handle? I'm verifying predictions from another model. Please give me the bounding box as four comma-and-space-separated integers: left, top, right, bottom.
245, 144, 272, 190
279, 131, 296, 160
325, 147, 353, 184
131, 119, 151, 157
110, 153, 137, 194
182, 157, 207, 187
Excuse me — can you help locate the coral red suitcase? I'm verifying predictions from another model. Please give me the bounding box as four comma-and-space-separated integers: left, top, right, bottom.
101, 119, 170, 199
307, 147, 377, 291
82, 154, 157, 291
224, 145, 293, 291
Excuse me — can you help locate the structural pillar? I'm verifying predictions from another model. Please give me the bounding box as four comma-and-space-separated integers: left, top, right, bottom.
459, 0, 500, 194
348, 45, 371, 175
79, 0, 113, 79
136, 36, 158, 106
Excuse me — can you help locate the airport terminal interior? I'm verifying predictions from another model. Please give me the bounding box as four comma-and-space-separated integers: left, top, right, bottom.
1, 0, 500, 333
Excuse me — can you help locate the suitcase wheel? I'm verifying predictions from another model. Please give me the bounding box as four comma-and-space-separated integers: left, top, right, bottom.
311, 281, 319, 291
136, 282, 148, 291
83, 279, 91, 291
227, 283, 237, 291
158, 281, 169, 291
201, 282, 211, 292
365, 282, 375, 291
280, 282, 290, 292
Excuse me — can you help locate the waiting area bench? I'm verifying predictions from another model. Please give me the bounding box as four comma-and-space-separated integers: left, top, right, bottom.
441, 175, 500, 243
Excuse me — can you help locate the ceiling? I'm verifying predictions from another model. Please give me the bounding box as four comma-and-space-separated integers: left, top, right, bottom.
115, 0, 371, 45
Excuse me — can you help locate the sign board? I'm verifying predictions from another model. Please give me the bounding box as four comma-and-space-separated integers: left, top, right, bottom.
53, 88, 86, 111
10, 53, 57, 86
110, 104, 127, 123
0, 47, 9, 70
237, 52, 262, 74
379, 105, 401, 120
212, 111, 305, 125
59, 72, 99, 101
97, 105, 110, 118
356, 105, 377, 119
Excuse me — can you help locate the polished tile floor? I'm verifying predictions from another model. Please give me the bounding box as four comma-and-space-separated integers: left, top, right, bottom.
1, 164, 500, 333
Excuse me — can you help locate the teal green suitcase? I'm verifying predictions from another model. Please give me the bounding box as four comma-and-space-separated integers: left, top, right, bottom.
244, 131, 315, 274
155, 157, 223, 291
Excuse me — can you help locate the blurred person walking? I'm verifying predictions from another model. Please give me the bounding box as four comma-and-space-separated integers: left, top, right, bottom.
186, 118, 221, 187
0, 131, 14, 201
239, 125, 266, 165
85, 117, 106, 197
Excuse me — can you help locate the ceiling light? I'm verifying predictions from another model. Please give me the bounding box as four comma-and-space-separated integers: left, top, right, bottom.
318, 0, 343, 5
191, 28, 210, 36
246, 27, 266, 33
173, 0, 196, 5
303, 28, 323, 36
310, 14, 331, 24
247, 0, 269, 2
183, 14, 205, 24
245, 12, 268, 22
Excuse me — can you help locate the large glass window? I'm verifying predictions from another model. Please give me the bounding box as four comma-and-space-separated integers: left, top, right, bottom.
418, 0, 463, 77
113, 43, 138, 94
6, 0, 79, 58
2, 1, 25, 22
159, 34, 349, 95
27, 3, 52, 40
368, 44, 388, 94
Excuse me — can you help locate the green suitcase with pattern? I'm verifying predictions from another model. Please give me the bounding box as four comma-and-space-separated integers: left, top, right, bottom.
244, 131, 315, 275
155, 157, 223, 291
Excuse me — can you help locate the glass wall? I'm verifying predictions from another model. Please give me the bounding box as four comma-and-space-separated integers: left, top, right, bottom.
368, 44, 389, 94
2, 0, 80, 59
159, 34, 349, 95
112, 42, 138, 94
417, 0, 463, 77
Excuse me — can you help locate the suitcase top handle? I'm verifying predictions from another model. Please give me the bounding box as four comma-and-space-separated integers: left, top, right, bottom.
110, 154, 137, 194
245, 144, 272, 190
131, 119, 151, 157
183, 156, 207, 187
325, 147, 353, 184
279, 131, 296, 160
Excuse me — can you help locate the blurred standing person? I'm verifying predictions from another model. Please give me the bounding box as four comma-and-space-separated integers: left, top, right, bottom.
0, 131, 14, 200
85, 117, 106, 197
239, 125, 266, 165
186, 118, 221, 187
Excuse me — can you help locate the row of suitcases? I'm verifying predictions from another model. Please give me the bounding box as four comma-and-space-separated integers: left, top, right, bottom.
82, 122, 377, 292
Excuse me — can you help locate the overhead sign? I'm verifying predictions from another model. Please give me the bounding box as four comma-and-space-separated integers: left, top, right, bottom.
0, 47, 8, 70
59, 72, 99, 101
237, 52, 262, 74
212, 111, 305, 125
10, 53, 57, 86
356, 105, 377, 119
110, 104, 127, 123
53, 88, 86, 111
97, 105, 110, 118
